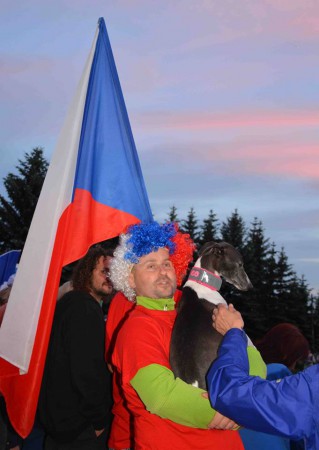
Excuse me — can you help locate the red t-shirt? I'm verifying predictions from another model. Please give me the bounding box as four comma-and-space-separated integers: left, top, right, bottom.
105, 291, 184, 449
112, 303, 244, 450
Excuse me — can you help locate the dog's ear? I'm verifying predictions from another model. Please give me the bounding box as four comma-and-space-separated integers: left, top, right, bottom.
198, 241, 218, 257
199, 242, 224, 272
211, 244, 225, 257
198, 242, 227, 258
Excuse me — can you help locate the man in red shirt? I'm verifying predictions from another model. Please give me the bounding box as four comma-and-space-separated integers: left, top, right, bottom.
109, 222, 265, 449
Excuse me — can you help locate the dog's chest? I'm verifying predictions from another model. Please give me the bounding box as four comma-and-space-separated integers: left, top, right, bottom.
183, 280, 227, 306
177, 288, 221, 322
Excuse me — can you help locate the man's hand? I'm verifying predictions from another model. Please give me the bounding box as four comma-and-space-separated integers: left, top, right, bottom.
208, 411, 239, 430
202, 392, 239, 430
212, 304, 244, 335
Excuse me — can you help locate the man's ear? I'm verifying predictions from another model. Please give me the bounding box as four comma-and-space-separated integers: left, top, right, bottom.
128, 271, 136, 289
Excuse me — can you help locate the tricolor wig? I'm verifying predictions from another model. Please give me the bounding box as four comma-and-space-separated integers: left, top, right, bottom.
110, 221, 195, 300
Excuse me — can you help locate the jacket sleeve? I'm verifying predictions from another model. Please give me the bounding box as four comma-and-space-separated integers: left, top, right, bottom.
207, 328, 316, 440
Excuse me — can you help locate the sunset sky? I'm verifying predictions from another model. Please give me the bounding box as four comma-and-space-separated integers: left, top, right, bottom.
0, 0, 318, 292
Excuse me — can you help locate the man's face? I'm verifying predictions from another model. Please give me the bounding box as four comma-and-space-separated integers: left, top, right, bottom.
89, 255, 113, 301
129, 248, 177, 299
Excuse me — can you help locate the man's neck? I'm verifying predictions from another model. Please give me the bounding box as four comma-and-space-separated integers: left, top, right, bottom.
136, 296, 175, 311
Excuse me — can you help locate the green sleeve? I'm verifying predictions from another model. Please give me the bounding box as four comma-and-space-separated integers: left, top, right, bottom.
130, 347, 266, 429
131, 363, 215, 428
247, 346, 267, 378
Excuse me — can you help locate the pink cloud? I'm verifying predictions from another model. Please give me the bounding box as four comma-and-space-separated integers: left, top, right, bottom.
290, 16, 319, 38
175, 133, 317, 178
0, 56, 54, 77
221, 143, 319, 178
134, 109, 319, 131
136, 108, 319, 180
142, 135, 318, 180
201, 140, 319, 178
153, 0, 319, 57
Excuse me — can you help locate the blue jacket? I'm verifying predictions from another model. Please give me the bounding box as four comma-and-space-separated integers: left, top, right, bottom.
207, 328, 319, 450
239, 364, 292, 450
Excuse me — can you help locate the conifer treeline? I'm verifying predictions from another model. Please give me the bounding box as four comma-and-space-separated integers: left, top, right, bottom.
1, 149, 318, 353
168, 206, 319, 353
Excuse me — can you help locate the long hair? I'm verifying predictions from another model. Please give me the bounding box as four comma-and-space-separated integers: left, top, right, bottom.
256, 323, 310, 370
72, 246, 107, 293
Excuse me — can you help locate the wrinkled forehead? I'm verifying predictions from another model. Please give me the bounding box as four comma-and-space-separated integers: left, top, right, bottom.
134, 248, 170, 267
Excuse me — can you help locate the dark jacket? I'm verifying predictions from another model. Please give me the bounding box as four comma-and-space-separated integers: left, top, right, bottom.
38, 290, 112, 443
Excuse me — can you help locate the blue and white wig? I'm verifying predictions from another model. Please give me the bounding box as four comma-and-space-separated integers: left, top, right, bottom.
110, 221, 194, 301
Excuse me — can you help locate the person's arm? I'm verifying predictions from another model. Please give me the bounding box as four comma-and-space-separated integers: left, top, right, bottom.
131, 363, 237, 429
131, 357, 263, 430
211, 304, 266, 379
116, 312, 237, 430
207, 306, 316, 440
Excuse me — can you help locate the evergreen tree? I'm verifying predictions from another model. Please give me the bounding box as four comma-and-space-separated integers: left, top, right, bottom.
270, 247, 296, 324
0, 147, 48, 252
309, 293, 319, 355
262, 243, 280, 326
220, 209, 247, 252
285, 275, 312, 342
244, 218, 271, 280
181, 207, 200, 245
199, 209, 219, 247
219, 211, 248, 324
241, 218, 272, 337
167, 205, 179, 223
163, 205, 315, 343
274, 248, 295, 296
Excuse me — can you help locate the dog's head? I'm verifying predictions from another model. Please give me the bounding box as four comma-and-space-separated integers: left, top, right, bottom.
199, 241, 253, 291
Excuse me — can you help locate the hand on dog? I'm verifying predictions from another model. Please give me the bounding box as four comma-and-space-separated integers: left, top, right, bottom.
202, 392, 240, 430
212, 304, 244, 335
208, 410, 240, 430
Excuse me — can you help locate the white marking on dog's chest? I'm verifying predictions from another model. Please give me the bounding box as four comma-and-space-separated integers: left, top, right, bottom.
184, 280, 227, 305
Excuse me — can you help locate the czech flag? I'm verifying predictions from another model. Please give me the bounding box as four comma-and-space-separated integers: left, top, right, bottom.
0, 17, 152, 437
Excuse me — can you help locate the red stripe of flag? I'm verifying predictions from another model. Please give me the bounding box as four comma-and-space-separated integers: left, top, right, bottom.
0, 18, 152, 437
